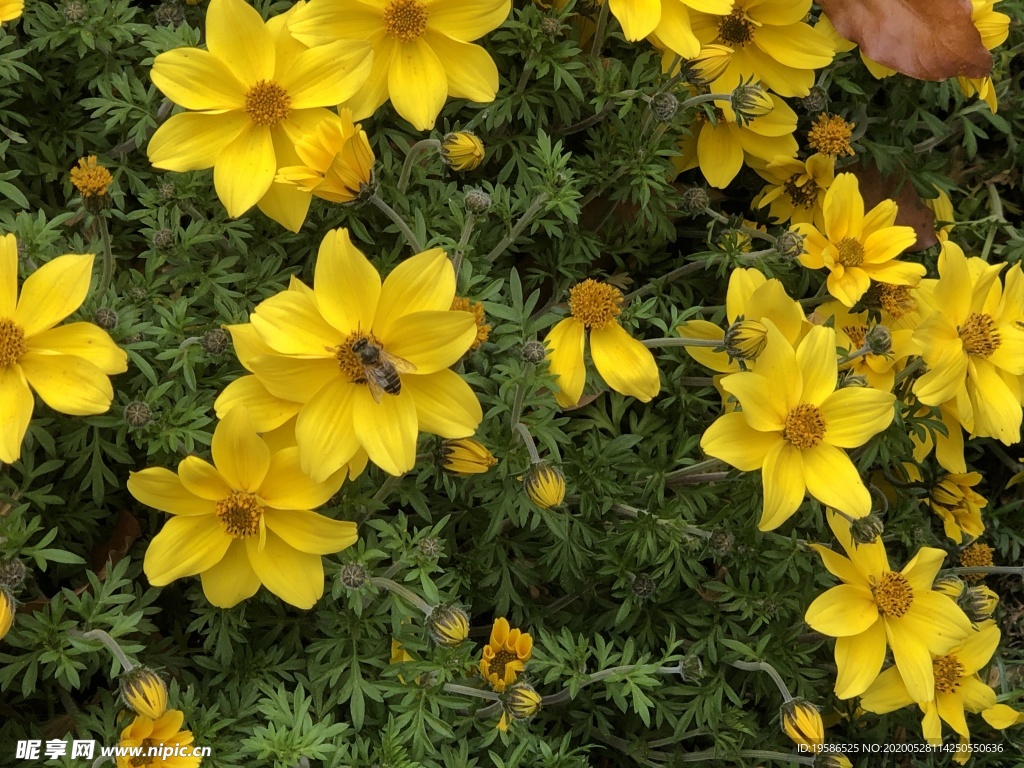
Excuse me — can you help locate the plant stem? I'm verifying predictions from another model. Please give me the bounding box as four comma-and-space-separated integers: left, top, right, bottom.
836, 345, 871, 365
624, 262, 707, 302
515, 61, 536, 95
893, 357, 924, 384
678, 93, 740, 111
541, 663, 684, 707
451, 211, 476, 280
509, 363, 535, 430
485, 193, 550, 263
514, 422, 542, 465
729, 659, 793, 702
370, 194, 424, 252
445, 683, 501, 701
944, 566, 1024, 577
664, 458, 725, 480
397, 139, 440, 195
702, 207, 778, 244
368, 576, 434, 616
96, 214, 114, 296
590, 0, 609, 56
70, 629, 135, 673
667, 471, 731, 485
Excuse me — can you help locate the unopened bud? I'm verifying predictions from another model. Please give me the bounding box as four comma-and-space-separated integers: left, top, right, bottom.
61, 0, 86, 22
524, 465, 566, 510
934, 575, 966, 599
418, 537, 443, 559
465, 188, 492, 214
154, 2, 186, 26
632, 573, 656, 600
723, 317, 768, 362
730, 81, 773, 125
650, 92, 679, 122
157, 181, 176, 200
800, 85, 829, 115
0, 560, 26, 592
120, 667, 168, 720
540, 16, 561, 37
427, 604, 470, 647
678, 186, 709, 217
781, 698, 824, 750
442, 437, 497, 475
503, 682, 542, 721
128, 287, 148, 301
839, 371, 869, 388
124, 401, 152, 429
686, 44, 733, 86
442, 132, 485, 172
521, 340, 546, 363
201, 328, 230, 355
0, 588, 15, 641
865, 325, 892, 355
815, 754, 852, 768
151, 229, 174, 250
94, 307, 118, 330
775, 230, 805, 260
849, 513, 884, 544
962, 584, 999, 622
709, 529, 734, 557
340, 562, 367, 589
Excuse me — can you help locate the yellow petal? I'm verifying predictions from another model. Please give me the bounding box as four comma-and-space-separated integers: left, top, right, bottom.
937, 691, 971, 738
808, 543, 863, 586
258, 446, 345, 510
0, 233, 15, 316
900, 547, 946, 592
379, 310, 476, 373
608, 0, 660, 40
127, 468, 216, 516
251, 290, 343, 356
352, 385, 418, 476
860, 666, 913, 714
26, 323, 126, 375
150, 48, 246, 110
885, 618, 936, 703
388, 38, 447, 130
795, 325, 837, 406
178, 456, 233, 501
826, 508, 890, 580
425, 0, 510, 40
144, 515, 231, 586
313, 228, 381, 336
245, 529, 324, 609
675, 321, 733, 373
295, 377, 360, 482
700, 411, 780, 471
589, 322, 661, 402
823, 173, 863, 242
805, 585, 880, 636
255, 177, 311, 234
423, 33, 498, 102
544, 317, 586, 408
264, 508, 357, 555
827, 266, 871, 308
247, 353, 338, 402
19, 352, 113, 415
897, 591, 972, 656
834, 619, 886, 699
199, 540, 261, 608
749, 320, 801, 411
281, 40, 374, 109
0, 365, 32, 464
653, 0, 700, 58
697, 121, 743, 189
212, 406, 271, 492
957, 622, 1001, 676
148, 111, 250, 172
205, 0, 274, 86
819, 387, 894, 447
374, 249, 455, 339
758, 441, 805, 531
214, 375, 301, 432
214, 124, 276, 218
722, 372, 786, 431
340, 36, 396, 122
958, 677, 996, 713
751, 22, 834, 70
801, 443, 870, 517
982, 703, 1024, 729
15, 254, 93, 337
404, 369, 482, 437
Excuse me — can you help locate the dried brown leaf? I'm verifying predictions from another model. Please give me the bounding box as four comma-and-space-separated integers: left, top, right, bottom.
851, 163, 938, 252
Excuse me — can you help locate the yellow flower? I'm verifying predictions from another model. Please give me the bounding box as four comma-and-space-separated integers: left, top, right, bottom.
684, 43, 734, 85
121, 667, 168, 720
912, 248, 1024, 445
806, 113, 855, 158
674, 91, 799, 189
276, 110, 374, 203
781, 699, 824, 750
70, 156, 114, 198
116, 709, 200, 768
442, 132, 485, 171
805, 510, 973, 702
290, 0, 511, 130
700, 323, 895, 530
147, 0, 373, 231
480, 617, 533, 692
0, 0, 22, 23
497, 681, 542, 731
0, 234, 128, 464
128, 406, 358, 609
690, 0, 834, 97
755, 153, 835, 230
442, 437, 497, 474
235, 229, 480, 479
0, 588, 13, 641
929, 473, 986, 544
544, 279, 660, 407
524, 464, 565, 509
792, 173, 923, 307
450, 296, 490, 349
609, 0, 732, 59
676, 267, 807, 374
956, 0, 1010, 112
860, 622, 1009, 760
427, 603, 470, 647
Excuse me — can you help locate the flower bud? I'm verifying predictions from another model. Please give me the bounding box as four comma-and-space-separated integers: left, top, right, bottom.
340, 562, 368, 590
814, 754, 852, 768
849, 513, 884, 544
61, 0, 86, 22
504, 682, 542, 721
151, 229, 174, 250
120, 667, 168, 720
464, 188, 492, 214
865, 324, 892, 355
723, 317, 768, 362
0, 559, 26, 592
524, 465, 565, 509
442, 438, 497, 475
686, 44, 733, 85
632, 573, 656, 600
427, 604, 470, 647
94, 307, 118, 330
418, 537, 443, 559
678, 186, 709, 217
781, 699, 824, 750
775, 230, 805, 261
650, 92, 679, 122
933, 575, 966, 599
124, 401, 153, 429
157, 181, 177, 200
442, 132, 485, 171
540, 16, 561, 37
800, 85, 829, 114
730, 81, 773, 125
201, 328, 230, 355
709, 529, 734, 557
962, 584, 999, 622
839, 371, 868, 388
0, 588, 14, 641
521, 339, 546, 363
154, 2, 186, 26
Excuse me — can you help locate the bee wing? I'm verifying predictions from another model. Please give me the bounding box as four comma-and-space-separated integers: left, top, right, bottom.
364, 368, 388, 404
379, 350, 417, 375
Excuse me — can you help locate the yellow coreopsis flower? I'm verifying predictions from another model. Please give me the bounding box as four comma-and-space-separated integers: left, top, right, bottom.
689, 0, 834, 98
812, 300, 917, 392
289, 0, 511, 130
240, 228, 481, 479
116, 709, 200, 768
544, 279, 660, 407
860, 622, 1016, 763
276, 110, 375, 203
674, 92, 799, 189
792, 173, 923, 307
912, 248, 1024, 445
676, 267, 807, 374
805, 510, 973, 702
480, 617, 533, 692
700, 322, 895, 530
0, 0, 22, 23
128, 407, 358, 609
608, 0, 733, 59
755, 153, 835, 229
0, 234, 128, 464
147, 0, 373, 231
929, 472, 986, 544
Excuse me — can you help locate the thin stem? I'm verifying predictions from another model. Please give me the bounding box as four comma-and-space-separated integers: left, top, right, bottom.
678, 376, 715, 386
514, 422, 542, 465
515, 61, 536, 95
96, 214, 114, 296
624, 261, 706, 302
643, 337, 720, 348
397, 139, 440, 195
664, 458, 724, 480
367, 576, 434, 616
541, 663, 684, 707
70, 629, 135, 673
557, 104, 614, 136
590, 0, 609, 56
451, 211, 476, 280
370, 194, 424, 252
445, 683, 501, 701
485, 193, 550, 263
893, 357, 924, 384
509, 362, 535, 430
703, 207, 778, 244
730, 659, 793, 702
674, 750, 815, 765
679, 93, 739, 111
667, 471, 731, 485
836, 345, 871, 365
944, 566, 1024, 577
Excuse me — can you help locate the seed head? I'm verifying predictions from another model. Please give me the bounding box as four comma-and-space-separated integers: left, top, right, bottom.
464, 188, 492, 214
678, 187, 709, 217
124, 401, 153, 429
201, 328, 230, 355
94, 307, 118, 330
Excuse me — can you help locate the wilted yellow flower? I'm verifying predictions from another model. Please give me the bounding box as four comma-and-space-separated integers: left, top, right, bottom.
116, 709, 200, 768
807, 113, 855, 158
276, 110, 374, 204
427, 604, 470, 647
450, 296, 490, 349
442, 437, 497, 474
480, 617, 533, 692
70, 156, 114, 199
121, 668, 168, 720
929, 473, 986, 544
0, 589, 14, 641
442, 132, 485, 171
524, 465, 565, 509
497, 682, 542, 731
781, 699, 824, 750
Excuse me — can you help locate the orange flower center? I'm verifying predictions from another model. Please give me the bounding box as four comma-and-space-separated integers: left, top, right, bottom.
958, 312, 1001, 357
383, 0, 428, 41
70, 156, 114, 198
842, 324, 867, 350
215, 490, 263, 537
335, 331, 379, 384
245, 80, 291, 127
876, 283, 915, 318
782, 403, 826, 449
835, 237, 865, 268
0, 318, 26, 367
932, 654, 964, 694
807, 114, 855, 158
959, 542, 993, 582
784, 174, 819, 209
487, 648, 518, 683
451, 296, 491, 350
568, 279, 623, 330
717, 10, 754, 46
871, 571, 913, 617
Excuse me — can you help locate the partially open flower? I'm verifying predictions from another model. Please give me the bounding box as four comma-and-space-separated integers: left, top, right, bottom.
121, 667, 168, 720
480, 617, 533, 692
427, 604, 470, 647
497, 682, 542, 731
442, 132, 485, 171
524, 465, 565, 509
442, 437, 497, 474
781, 698, 824, 750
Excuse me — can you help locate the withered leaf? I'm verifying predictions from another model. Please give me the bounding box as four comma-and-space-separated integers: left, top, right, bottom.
819, 0, 992, 81
851, 163, 938, 253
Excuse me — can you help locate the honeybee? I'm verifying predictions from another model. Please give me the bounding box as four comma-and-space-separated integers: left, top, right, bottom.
351, 337, 416, 403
